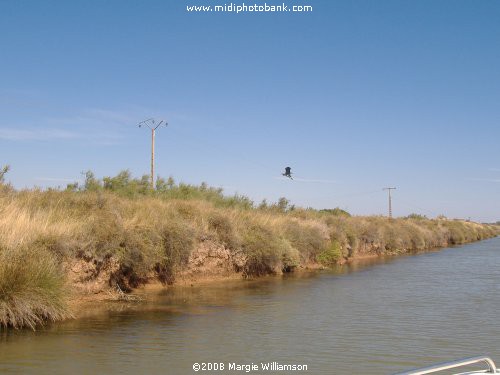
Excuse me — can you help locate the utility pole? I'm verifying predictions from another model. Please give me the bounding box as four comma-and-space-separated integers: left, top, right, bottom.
138, 118, 168, 189
383, 187, 396, 219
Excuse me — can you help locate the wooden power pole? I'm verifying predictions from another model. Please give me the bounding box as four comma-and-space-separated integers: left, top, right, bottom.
383, 187, 396, 219
138, 119, 167, 189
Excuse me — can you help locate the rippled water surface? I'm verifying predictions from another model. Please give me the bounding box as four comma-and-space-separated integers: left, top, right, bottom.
2, 238, 500, 374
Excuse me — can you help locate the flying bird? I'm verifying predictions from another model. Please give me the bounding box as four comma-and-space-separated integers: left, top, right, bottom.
282, 167, 293, 180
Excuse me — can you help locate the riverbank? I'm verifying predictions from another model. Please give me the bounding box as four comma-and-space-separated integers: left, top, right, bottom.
1, 176, 498, 329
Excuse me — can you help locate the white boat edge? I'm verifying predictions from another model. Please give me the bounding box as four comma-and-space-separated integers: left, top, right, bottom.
393, 356, 499, 375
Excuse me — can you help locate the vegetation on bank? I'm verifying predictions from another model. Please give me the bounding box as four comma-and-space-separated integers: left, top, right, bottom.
0, 168, 498, 329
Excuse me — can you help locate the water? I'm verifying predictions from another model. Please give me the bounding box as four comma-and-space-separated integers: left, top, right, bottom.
1, 238, 500, 374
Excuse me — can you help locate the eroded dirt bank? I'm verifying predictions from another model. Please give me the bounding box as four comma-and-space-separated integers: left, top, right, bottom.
66, 233, 498, 315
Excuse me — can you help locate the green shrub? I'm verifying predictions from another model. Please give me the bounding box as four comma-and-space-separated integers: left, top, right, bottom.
317, 240, 342, 265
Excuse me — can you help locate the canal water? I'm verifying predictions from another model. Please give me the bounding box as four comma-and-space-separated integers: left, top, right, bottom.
1, 237, 500, 374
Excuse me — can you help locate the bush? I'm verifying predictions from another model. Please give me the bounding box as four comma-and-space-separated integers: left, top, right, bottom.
317, 240, 342, 265
241, 224, 295, 276
208, 212, 240, 250
444, 221, 467, 245
0, 246, 69, 330
326, 217, 359, 257
156, 220, 196, 284
282, 221, 326, 262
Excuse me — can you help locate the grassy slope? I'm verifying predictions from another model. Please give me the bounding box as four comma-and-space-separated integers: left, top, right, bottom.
0, 175, 498, 329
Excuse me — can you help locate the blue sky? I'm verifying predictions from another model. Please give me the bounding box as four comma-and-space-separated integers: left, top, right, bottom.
1, 0, 499, 222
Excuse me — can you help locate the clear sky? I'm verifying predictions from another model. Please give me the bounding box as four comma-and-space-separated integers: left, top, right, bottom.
1, 0, 499, 222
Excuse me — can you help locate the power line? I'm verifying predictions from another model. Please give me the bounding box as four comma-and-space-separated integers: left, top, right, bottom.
138, 118, 168, 189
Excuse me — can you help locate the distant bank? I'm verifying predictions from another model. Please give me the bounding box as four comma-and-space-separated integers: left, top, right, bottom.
1, 171, 498, 329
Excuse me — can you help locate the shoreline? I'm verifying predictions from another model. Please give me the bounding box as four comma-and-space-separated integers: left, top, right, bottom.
68, 237, 497, 319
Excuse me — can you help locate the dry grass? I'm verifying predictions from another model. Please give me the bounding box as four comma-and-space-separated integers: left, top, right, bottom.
0, 246, 70, 330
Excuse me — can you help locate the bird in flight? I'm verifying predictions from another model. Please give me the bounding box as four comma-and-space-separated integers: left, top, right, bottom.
282, 167, 293, 180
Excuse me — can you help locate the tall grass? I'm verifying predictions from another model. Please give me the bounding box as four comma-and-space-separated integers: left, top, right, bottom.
0, 246, 69, 330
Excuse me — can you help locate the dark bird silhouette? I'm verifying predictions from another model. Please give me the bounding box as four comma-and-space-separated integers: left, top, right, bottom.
282, 167, 293, 180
